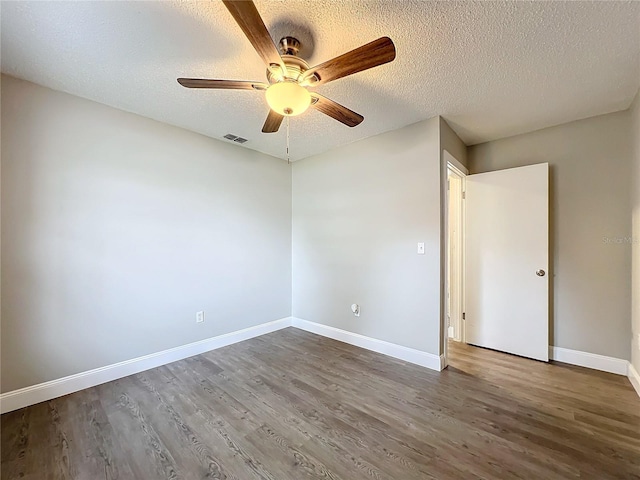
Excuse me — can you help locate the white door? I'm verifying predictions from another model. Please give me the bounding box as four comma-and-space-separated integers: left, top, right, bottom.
465, 163, 549, 361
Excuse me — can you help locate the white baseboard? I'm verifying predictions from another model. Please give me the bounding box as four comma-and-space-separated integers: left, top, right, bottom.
292, 317, 443, 371
0, 317, 293, 414
544, 347, 639, 398
548, 346, 629, 376
628, 364, 640, 397
6, 320, 635, 414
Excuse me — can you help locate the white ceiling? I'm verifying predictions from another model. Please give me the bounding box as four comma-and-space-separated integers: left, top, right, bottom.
2, 1, 639, 161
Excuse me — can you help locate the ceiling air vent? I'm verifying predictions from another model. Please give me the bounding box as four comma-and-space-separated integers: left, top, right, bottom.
223, 134, 248, 144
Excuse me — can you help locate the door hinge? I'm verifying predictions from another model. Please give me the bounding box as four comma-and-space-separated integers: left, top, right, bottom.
462, 312, 466, 320
462, 191, 466, 199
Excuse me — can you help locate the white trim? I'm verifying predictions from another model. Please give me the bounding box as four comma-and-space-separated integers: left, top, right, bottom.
549, 346, 629, 376
292, 317, 443, 371
0, 317, 293, 414
628, 364, 640, 397
447, 326, 454, 338
444, 150, 469, 176
439, 354, 446, 370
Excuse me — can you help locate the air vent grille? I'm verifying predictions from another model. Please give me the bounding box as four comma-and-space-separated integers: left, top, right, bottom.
223, 134, 248, 144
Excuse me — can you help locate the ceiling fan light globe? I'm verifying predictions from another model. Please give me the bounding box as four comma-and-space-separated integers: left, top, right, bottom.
265, 81, 311, 116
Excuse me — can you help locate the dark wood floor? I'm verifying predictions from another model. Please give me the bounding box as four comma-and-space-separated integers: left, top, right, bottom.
2, 328, 639, 479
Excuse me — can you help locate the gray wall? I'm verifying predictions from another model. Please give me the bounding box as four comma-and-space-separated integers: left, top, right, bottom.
469, 111, 632, 360
631, 89, 640, 373
292, 117, 442, 355
440, 118, 468, 170
1, 76, 292, 393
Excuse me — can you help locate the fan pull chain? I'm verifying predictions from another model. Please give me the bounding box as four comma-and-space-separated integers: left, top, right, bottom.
286, 116, 291, 165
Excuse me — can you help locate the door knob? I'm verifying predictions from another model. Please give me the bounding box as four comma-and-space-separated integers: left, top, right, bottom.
536, 269, 546, 277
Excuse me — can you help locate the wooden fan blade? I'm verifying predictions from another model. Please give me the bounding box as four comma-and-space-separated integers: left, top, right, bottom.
311, 94, 364, 127
301, 37, 396, 86
262, 109, 284, 133
222, 1, 285, 73
177, 78, 268, 90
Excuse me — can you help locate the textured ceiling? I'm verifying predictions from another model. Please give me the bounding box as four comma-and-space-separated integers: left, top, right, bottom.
2, 1, 639, 161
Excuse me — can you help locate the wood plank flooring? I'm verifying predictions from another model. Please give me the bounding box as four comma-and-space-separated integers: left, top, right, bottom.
2, 327, 639, 479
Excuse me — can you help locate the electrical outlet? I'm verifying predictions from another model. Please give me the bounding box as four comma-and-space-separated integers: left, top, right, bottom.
196, 311, 205, 323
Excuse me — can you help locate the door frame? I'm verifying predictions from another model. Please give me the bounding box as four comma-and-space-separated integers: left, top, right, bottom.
443, 151, 467, 367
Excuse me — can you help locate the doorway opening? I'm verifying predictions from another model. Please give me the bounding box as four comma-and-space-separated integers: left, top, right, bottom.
444, 151, 468, 367
443, 159, 550, 368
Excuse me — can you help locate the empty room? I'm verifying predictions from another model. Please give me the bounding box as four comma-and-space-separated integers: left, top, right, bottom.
1, 1, 639, 479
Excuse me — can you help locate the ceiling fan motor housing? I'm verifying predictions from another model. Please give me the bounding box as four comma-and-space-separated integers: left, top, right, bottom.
266, 37, 320, 85
267, 54, 308, 83
279, 36, 301, 56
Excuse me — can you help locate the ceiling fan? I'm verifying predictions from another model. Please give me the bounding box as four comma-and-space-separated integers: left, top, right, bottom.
177, 0, 396, 133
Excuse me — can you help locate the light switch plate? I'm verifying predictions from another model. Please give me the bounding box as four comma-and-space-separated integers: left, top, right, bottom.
417, 242, 425, 255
